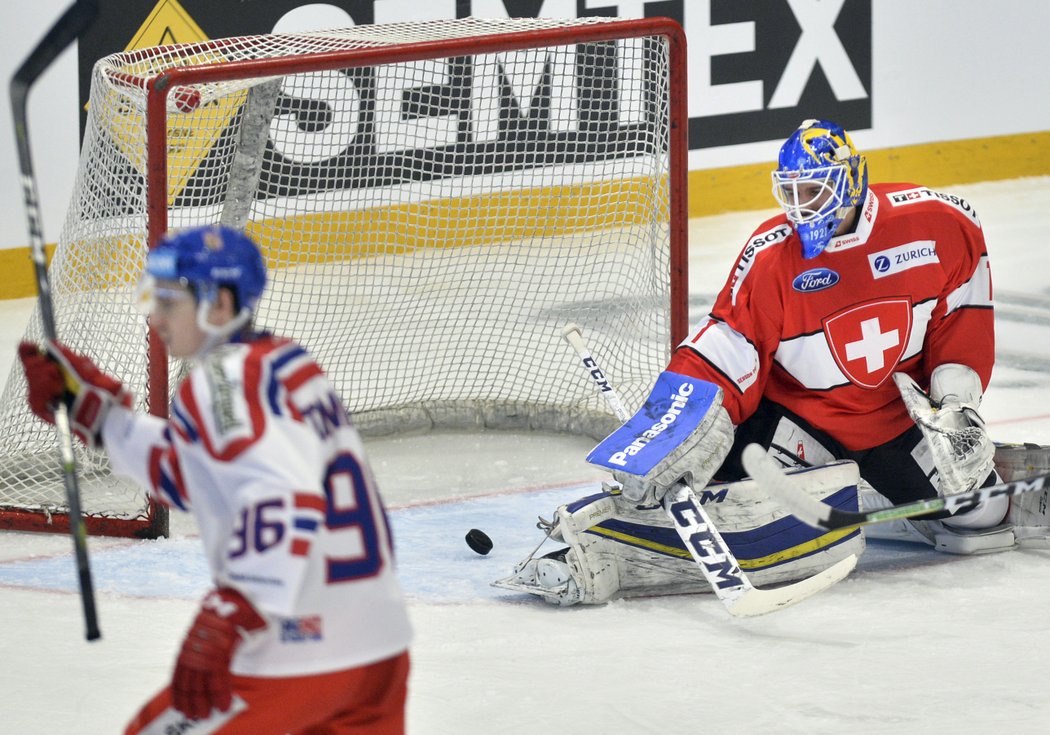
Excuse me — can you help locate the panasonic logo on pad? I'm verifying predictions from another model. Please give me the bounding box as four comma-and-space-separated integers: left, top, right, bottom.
607, 383, 694, 466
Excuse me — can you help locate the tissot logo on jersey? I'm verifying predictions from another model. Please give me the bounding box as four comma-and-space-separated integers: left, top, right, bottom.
750, 225, 793, 251
731, 224, 791, 305
888, 187, 981, 225
868, 241, 938, 279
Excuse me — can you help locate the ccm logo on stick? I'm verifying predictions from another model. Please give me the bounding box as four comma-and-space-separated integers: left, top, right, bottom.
583, 356, 612, 393
668, 496, 745, 590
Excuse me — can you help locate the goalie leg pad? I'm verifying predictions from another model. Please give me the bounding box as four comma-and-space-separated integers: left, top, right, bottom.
857, 480, 938, 544
860, 475, 1018, 553
863, 444, 1050, 553
496, 463, 865, 604
596, 465, 865, 595
994, 443, 1050, 482
997, 443, 1050, 548
703, 464, 865, 588
1008, 490, 1050, 548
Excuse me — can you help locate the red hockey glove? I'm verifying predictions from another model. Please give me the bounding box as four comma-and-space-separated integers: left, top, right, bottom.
18, 341, 132, 449
18, 342, 65, 422
173, 587, 267, 720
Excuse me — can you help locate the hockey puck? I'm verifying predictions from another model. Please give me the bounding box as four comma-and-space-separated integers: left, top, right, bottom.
465, 528, 493, 555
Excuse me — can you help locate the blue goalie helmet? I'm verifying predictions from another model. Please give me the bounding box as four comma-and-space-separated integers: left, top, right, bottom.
771, 119, 868, 258
142, 225, 267, 312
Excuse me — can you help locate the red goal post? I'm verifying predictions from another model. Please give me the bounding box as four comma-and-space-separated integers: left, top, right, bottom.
0, 16, 689, 538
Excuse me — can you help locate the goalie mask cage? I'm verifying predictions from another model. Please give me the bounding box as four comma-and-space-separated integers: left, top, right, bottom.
0, 16, 688, 539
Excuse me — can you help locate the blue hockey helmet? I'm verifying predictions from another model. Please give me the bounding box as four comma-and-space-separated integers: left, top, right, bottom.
771, 119, 868, 258
142, 225, 267, 312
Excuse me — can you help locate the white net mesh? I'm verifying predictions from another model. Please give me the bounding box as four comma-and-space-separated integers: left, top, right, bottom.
0, 17, 681, 534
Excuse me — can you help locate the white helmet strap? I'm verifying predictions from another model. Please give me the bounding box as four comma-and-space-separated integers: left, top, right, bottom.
193, 297, 254, 359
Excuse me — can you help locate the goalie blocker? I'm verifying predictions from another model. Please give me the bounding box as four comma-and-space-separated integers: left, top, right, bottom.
589, 373, 731, 504
495, 372, 863, 605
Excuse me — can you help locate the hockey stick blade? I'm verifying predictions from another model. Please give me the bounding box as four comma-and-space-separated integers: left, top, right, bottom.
742, 443, 1050, 532
663, 483, 857, 617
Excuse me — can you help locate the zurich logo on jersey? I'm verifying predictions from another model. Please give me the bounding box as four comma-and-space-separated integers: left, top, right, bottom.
873, 255, 892, 273
791, 268, 840, 293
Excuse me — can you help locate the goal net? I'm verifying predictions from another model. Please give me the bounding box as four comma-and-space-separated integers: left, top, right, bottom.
0, 16, 688, 538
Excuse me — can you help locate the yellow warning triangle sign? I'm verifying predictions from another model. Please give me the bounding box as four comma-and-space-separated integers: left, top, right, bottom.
105, 0, 247, 205
126, 0, 208, 51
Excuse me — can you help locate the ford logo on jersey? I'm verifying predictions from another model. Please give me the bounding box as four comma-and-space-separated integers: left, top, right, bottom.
586, 371, 720, 477
791, 267, 840, 293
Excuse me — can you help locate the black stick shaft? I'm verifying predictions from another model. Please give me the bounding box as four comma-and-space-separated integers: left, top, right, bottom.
9, 0, 101, 642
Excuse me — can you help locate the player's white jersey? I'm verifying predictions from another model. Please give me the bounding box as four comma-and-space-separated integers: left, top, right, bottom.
670, 183, 994, 450
103, 335, 411, 676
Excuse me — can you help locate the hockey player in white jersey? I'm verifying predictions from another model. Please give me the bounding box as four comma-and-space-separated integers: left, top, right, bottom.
20, 225, 411, 734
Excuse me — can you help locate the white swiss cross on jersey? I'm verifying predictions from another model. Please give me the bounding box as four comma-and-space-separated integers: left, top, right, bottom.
823, 298, 912, 389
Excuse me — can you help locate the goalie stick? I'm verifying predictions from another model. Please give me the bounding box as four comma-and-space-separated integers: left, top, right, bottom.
741, 443, 1050, 532
10, 0, 101, 641
560, 324, 856, 617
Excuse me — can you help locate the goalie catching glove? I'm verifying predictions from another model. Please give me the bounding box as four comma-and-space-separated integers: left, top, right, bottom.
894, 364, 995, 495
174, 587, 267, 720
586, 371, 734, 503
18, 340, 132, 450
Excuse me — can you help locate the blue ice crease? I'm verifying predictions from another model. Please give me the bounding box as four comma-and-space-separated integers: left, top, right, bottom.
0, 482, 938, 602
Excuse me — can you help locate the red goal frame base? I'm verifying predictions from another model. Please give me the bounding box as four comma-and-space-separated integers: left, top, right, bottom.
0, 505, 168, 539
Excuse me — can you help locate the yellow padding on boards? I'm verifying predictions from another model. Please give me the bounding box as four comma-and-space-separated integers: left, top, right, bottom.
0, 176, 663, 299
586, 524, 858, 571
689, 129, 1050, 217
246, 175, 667, 258
0, 244, 57, 299
3, 129, 1047, 300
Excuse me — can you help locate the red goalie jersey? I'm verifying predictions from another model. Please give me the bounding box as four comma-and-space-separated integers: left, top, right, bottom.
669, 183, 994, 451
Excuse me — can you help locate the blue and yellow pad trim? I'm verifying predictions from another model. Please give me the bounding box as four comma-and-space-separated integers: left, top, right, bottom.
583, 486, 860, 572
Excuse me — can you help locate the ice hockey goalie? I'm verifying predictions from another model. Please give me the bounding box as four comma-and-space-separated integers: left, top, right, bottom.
496, 118, 1050, 605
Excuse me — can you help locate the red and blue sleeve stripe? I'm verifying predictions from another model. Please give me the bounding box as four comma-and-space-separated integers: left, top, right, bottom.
148, 437, 190, 511
289, 492, 327, 557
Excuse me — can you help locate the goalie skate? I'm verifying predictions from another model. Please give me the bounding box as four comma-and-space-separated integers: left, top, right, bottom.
928, 443, 1050, 551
